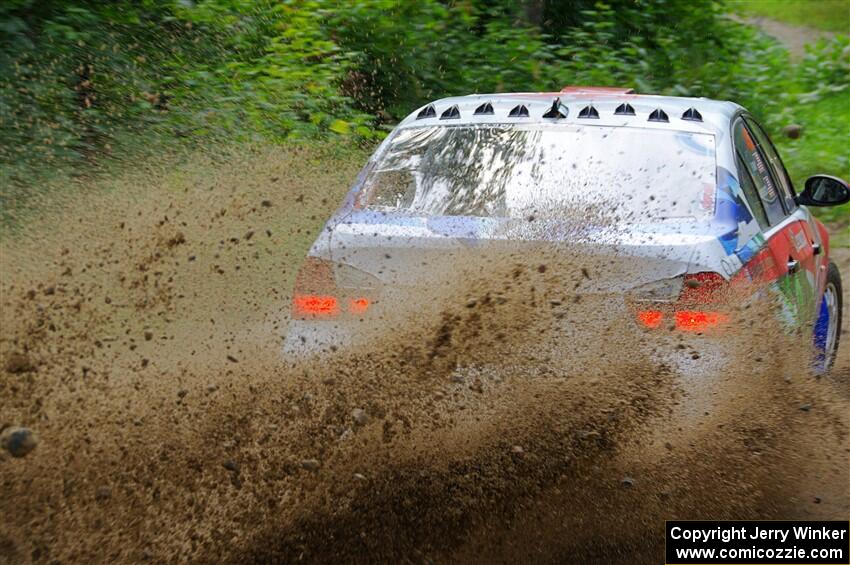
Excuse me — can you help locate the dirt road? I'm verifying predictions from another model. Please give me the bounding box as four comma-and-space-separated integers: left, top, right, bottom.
1, 147, 848, 563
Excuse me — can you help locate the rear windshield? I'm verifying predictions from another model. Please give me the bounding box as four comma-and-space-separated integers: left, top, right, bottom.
358, 124, 716, 221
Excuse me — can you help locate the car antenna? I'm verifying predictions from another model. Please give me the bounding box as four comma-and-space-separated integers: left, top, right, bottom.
542, 97, 567, 119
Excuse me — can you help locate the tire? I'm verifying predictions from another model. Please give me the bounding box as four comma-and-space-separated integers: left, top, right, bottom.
814, 262, 843, 373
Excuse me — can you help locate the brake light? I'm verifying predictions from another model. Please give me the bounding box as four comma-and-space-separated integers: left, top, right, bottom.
637, 310, 664, 328
291, 256, 371, 319
634, 272, 731, 332
674, 310, 728, 332
293, 256, 338, 318
293, 294, 339, 316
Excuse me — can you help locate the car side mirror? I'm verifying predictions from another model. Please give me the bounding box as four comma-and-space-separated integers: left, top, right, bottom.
797, 175, 850, 207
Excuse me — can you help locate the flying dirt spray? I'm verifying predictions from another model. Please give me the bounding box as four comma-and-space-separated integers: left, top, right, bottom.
1, 146, 848, 564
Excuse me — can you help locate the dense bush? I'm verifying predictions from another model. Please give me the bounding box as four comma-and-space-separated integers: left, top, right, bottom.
0, 0, 846, 196
798, 35, 850, 97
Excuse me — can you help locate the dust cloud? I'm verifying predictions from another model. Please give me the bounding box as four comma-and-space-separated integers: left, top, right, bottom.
1, 145, 848, 564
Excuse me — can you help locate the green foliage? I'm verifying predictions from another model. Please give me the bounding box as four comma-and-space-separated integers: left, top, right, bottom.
798, 36, 850, 97
0, 0, 848, 228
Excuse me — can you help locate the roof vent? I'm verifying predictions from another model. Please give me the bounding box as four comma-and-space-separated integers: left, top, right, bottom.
508, 104, 529, 118
578, 105, 600, 119
440, 105, 460, 120
682, 107, 703, 122
648, 108, 669, 123
542, 97, 567, 119
614, 102, 635, 116
416, 105, 436, 119
474, 102, 494, 115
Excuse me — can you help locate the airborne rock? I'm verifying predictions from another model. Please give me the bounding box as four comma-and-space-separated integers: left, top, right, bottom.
783, 124, 802, 139
1, 427, 38, 458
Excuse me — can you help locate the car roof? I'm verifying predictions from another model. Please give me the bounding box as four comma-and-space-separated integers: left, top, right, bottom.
397, 87, 743, 138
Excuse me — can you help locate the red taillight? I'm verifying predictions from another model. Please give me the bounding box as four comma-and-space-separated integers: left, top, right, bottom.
293, 294, 339, 316
291, 256, 371, 319
674, 310, 728, 332
637, 310, 664, 328
634, 272, 731, 332
293, 256, 338, 318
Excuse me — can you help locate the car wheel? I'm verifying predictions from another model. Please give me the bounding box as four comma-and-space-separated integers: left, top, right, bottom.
813, 261, 843, 373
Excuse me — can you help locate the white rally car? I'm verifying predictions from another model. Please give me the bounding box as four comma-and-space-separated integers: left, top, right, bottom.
285, 86, 847, 373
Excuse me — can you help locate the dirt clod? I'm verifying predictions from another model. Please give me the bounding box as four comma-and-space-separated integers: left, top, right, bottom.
783, 124, 803, 139
0, 427, 38, 458
300, 459, 321, 472
95, 486, 112, 501
4, 352, 35, 374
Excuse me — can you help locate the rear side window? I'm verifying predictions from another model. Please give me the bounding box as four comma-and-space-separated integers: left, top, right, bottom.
733, 119, 785, 226
736, 156, 769, 229
744, 117, 796, 212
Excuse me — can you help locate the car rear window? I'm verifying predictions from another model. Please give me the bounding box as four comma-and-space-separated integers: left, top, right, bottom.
359, 124, 717, 222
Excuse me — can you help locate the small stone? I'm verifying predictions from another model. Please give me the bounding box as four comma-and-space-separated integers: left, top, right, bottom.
813, 496, 821, 504
799, 403, 811, 412
511, 445, 524, 455
261, 199, 272, 208
222, 460, 239, 473
1, 427, 38, 457
783, 124, 802, 139
352, 408, 369, 426
465, 299, 477, 308
353, 473, 367, 481
300, 459, 320, 471
206, 384, 218, 393
664, 442, 673, 450
226, 355, 238, 363
95, 486, 112, 501
621, 476, 636, 488
322, 377, 336, 386
691, 352, 701, 360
